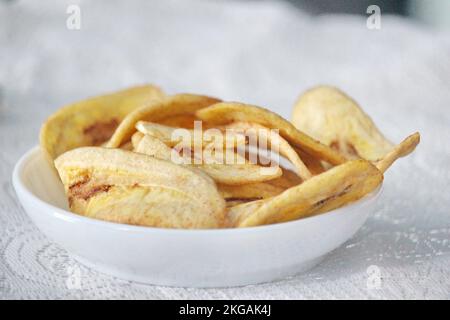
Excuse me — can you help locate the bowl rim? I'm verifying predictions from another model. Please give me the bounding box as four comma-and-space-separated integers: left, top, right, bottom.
13, 146, 382, 235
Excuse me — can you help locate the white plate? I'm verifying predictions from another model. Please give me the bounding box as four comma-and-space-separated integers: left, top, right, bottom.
12, 146, 382, 287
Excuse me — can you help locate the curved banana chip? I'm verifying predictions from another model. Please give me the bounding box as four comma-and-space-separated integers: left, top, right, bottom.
196, 102, 347, 165
136, 121, 247, 149
54, 147, 226, 229
158, 114, 202, 129
376, 132, 420, 173
106, 94, 220, 148
40, 85, 164, 162
294, 147, 326, 175
292, 86, 394, 161
134, 133, 282, 185
228, 159, 383, 228
218, 167, 302, 202
224, 122, 312, 181
218, 183, 284, 201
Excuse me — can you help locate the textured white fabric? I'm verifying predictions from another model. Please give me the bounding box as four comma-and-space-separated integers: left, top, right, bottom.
0, 0, 449, 299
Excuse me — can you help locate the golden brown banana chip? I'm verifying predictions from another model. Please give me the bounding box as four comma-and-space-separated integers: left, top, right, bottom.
158, 114, 200, 129
134, 134, 174, 160
136, 121, 247, 149
134, 133, 282, 185
54, 147, 226, 229
218, 183, 285, 200
106, 94, 220, 148
119, 141, 133, 151
376, 132, 420, 173
267, 167, 303, 189
196, 163, 282, 185
196, 102, 347, 165
224, 122, 312, 181
225, 199, 254, 208
217, 166, 300, 202
229, 159, 383, 228
294, 147, 326, 175
40, 85, 164, 162
292, 86, 394, 161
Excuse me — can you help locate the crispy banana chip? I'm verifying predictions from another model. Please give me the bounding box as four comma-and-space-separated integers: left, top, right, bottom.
158, 114, 200, 129
218, 167, 301, 201
267, 167, 303, 189
228, 159, 383, 228
106, 94, 220, 148
196, 102, 347, 165
134, 133, 282, 185
292, 86, 394, 161
197, 163, 282, 185
135, 134, 174, 160
218, 183, 285, 200
54, 147, 226, 229
294, 147, 326, 175
131, 131, 144, 149
376, 132, 420, 173
136, 121, 247, 149
40, 85, 164, 161
225, 122, 312, 180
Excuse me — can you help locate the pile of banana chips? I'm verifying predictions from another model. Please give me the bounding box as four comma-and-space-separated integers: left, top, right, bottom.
40, 85, 419, 229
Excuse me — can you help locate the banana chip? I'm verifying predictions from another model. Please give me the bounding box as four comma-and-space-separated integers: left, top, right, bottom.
40, 85, 164, 162
197, 163, 282, 185
131, 131, 145, 149
136, 121, 247, 149
218, 183, 285, 200
196, 102, 347, 165
229, 159, 383, 227
294, 147, 326, 175
158, 114, 202, 129
292, 86, 394, 161
54, 147, 226, 229
106, 94, 220, 148
134, 134, 174, 160
43, 84, 420, 230
224, 122, 312, 180
376, 132, 420, 173
134, 133, 282, 185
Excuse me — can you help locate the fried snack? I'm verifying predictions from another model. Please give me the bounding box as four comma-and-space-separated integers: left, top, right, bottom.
158, 114, 201, 129
267, 167, 303, 189
40, 85, 164, 162
106, 94, 220, 148
225, 199, 254, 208
136, 121, 247, 149
196, 102, 347, 165
196, 163, 282, 185
131, 131, 145, 149
134, 134, 174, 160
134, 133, 282, 185
229, 159, 383, 227
218, 183, 285, 200
375, 132, 420, 173
224, 122, 312, 180
218, 166, 301, 202
55, 147, 226, 229
291, 86, 394, 161
294, 147, 326, 175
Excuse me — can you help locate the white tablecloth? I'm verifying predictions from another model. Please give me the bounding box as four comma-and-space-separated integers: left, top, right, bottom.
1, 0, 449, 299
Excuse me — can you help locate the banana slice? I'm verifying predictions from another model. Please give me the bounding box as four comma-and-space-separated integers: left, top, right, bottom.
54, 147, 226, 229
196, 102, 347, 166
40, 85, 164, 162
292, 86, 393, 161
229, 159, 383, 227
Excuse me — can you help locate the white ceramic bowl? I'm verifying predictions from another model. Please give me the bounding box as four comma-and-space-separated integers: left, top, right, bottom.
12, 146, 381, 287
